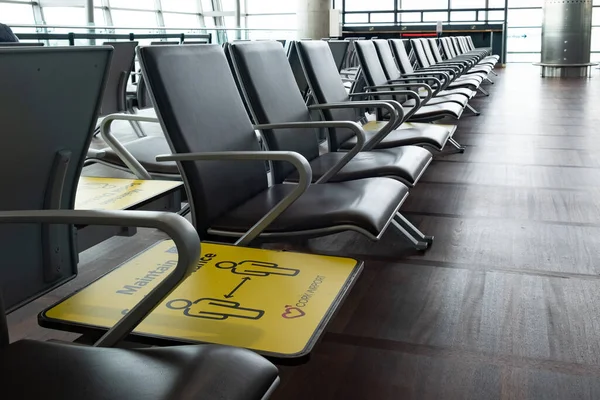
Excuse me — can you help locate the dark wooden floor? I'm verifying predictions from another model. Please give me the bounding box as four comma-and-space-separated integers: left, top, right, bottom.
9, 64, 600, 399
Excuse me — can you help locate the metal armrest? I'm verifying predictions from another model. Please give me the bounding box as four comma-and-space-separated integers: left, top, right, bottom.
156, 151, 312, 246
100, 113, 161, 180
416, 68, 457, 81
308, 101, 401, 150
390, 75, 447, 90
381, 78, 442, 97
0, 209, 200, 348
253, 121, 366, 184
358, 86, 426, 120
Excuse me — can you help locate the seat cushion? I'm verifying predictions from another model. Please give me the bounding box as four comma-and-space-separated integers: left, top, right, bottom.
340, 123, 452, 151
407, 101, 464, 120
405, 93, 468, 107
285, 146, 432, 187
455, 73, 484, 84
438, 87, 476, 99
211, 178, 409, 238
102, 136, 179, 175
448, 77, 481, 90
0, 340, 279, 400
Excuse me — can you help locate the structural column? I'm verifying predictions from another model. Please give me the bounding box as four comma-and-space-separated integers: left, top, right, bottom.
297, 0, 331, 39
540, 0, 594, 77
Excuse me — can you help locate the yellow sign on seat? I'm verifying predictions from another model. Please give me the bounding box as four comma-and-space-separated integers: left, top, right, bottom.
41, 242, 362, 358
75, 177, 182, 211
363, 120, 457, 134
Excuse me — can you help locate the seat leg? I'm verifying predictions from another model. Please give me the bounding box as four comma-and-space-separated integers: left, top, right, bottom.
466, 103, 480, 116
478, 86, 490, 96
490, 70, 498, 76
391, 213, 434, 251
129, 120, 147, 138
448, 137, 466, 153
485, 77, 494, 84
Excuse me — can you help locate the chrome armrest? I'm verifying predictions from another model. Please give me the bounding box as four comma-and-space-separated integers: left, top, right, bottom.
308, 101, 401, 150
387, 76, 444, 95
0, 210, 200, 348
253, 121, 366, 184
352, 88, 424, 122
156, 151, 312, 246
100, 113, 161, 180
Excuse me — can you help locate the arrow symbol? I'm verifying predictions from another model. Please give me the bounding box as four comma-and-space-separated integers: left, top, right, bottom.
224, 277, 251, 299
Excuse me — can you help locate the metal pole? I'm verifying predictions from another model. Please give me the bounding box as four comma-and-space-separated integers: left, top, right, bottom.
235, 0, 241, 40
85, 0, 95, 45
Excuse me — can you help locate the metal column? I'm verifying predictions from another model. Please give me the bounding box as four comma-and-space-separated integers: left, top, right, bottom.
297, 0, 331, 40
539, 0, 595, 77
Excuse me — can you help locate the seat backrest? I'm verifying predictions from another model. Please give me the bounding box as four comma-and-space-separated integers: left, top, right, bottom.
326, 40, 350, 72
99, 41, 138, 116
287, 42, 310, 97
296, 40, 361, 151
410, 38, 431, 68
0, 46, 112, 310
0, 42, 44, 47
372, 39, 402, 81
138, 45, 268, 236
467, 36, 476, 51
451, 37, 463, 55
389, 39, 415, 74
419, 38, 438, 65
229, 41, 320, 183
427, 38, 445, 63
459, 37, 470, 53
442, 37, 457, 58
355, 40, 407, 104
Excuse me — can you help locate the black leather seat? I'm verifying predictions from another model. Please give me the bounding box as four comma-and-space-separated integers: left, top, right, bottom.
212, 178, 407, 236
0, 340, 279, 400
388, 39, 476, 99
397, 39, 484, 92
228, 40, 432, 187
371, 40, 470, 107
138, 44, 409, 242
354, 40, 465, 121
101, 135, 179, 175
339, 123, 450, 151
285, 149, 431, 184
295, 41, 458, 153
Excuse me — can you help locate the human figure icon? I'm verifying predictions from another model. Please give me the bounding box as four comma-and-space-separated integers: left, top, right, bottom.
83, 182, 117, 190
166, 298, 264, 320
215, 260, 300, 277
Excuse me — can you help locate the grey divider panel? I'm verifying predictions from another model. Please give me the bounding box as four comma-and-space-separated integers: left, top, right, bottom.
327, 40, 350, 72
296, 40, 361, 151
0, 47, 113, 310
287, 42, 310, 97
138, 45, 268, 237
230, 41, 319, 184
99, 41, 138, 116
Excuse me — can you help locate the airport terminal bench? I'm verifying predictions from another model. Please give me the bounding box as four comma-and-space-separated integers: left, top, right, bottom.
0, 45, 364, 369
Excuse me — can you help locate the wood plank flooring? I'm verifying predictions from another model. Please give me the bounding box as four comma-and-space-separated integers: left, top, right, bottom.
8, 64, 600, 399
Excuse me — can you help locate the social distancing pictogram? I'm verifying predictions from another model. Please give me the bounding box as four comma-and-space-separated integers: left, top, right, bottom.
42, 241, 362, 357
75, 176, 182, 210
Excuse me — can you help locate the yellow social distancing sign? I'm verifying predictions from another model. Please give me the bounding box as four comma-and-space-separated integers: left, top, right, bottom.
42, 241, 362, 358
363, 121, 457, 134
75, 177, 182, 211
